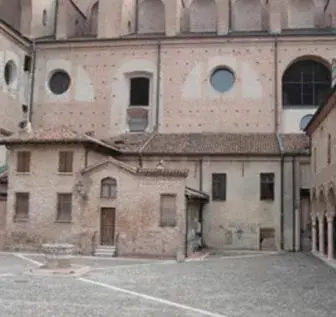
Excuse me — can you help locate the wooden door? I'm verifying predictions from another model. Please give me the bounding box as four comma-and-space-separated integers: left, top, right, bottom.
100, 208, 116, 245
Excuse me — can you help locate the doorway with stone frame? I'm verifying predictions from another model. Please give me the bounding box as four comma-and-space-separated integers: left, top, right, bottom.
100, 208, 116, 246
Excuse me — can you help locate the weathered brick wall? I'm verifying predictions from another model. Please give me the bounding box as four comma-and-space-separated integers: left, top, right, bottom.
138, 0, 165, 33
5, 144, 187, 256
189, 0, 217, 33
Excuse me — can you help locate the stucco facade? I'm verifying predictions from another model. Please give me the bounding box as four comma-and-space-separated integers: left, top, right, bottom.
0, 0, 332, 256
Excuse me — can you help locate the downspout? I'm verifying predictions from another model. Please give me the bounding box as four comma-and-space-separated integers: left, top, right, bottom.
155, 41, 162, 132
28, 40, 37, 124
276, 134, 284, 250
199, 158, 204, 246
185, 198, 189, 258
135, 0, 139, 33
54, 0, 59, 36
292, 156, 296, 251
274, 35, 279, 133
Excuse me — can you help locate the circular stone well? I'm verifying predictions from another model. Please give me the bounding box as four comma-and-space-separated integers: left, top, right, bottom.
41, 243, 74, 269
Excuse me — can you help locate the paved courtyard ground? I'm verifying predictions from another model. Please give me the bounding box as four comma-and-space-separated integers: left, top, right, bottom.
0, 252, 335, 317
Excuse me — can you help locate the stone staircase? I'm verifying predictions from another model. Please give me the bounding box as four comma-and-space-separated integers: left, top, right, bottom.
94, 245, 117, 257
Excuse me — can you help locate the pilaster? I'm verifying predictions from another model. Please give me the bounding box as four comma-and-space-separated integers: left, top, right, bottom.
311, 215, 317, 253
268, 0, 284, 34
98, 0, 123, 38
164, 0, 181, 36
216, 0, 229, 35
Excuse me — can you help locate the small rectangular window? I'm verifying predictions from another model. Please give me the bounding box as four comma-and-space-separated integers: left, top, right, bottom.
130, 77, 150, 106
212, 173, 227, 201
56, 193, 72, 222
260, 173, 275, 201
160, 194, 177, 227
16, 151, 31, 173
24, 55, 32, 72
58, 151, 73, 173
15, 192, 29, 220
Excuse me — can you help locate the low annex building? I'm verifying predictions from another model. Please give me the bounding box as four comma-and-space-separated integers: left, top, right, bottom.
0, 126, 309, 257
306, 88, 336, 262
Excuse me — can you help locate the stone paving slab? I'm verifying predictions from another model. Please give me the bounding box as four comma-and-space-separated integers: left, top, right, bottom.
23, 254, 161, 268
0, 253, 335, 317
84, 253, 336, 317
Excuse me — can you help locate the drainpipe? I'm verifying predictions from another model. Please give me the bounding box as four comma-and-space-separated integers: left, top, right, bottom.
185, 199, 189, 258
154, 41, 162, 132
199, 158, 204, 246
277, 134, 284, 250
135, 0, 139, 33
54, 0, 59, 37
292, 156, 296, 251
28, 40, 37, 124
274, 35, 279, 133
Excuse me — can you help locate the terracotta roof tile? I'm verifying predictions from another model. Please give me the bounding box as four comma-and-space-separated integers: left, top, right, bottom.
0, 126, 121, 153
279, 134, 310, 155
105, 133, 151, 153
144, 133, 279, 155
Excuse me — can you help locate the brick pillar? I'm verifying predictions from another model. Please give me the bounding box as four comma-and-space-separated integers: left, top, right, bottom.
164, 0, 181, 36
216, 0, 229, 35
319, 214, 325, 255
327, 214, 335, 260
311, 215, 317, 253
268, 0, 284, 34
98, 0, 123, 38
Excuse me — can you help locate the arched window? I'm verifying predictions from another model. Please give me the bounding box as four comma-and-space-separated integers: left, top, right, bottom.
282, 59, 331, 107
100, 178, 117, 199
90, 2, 99, 36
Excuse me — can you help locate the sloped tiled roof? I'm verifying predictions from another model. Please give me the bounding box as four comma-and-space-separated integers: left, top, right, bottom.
81, 158, 188, 178
279, 133, 310, 155
105, 133, 280, 155
0, 126, 121, 154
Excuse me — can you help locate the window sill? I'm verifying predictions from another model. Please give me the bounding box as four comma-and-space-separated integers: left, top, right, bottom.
15, 172, 30, 176
55, 220, 72, 224
57, 172, 74, 176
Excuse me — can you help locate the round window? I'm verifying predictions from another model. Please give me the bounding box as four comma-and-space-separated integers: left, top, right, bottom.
210, 67, 235, 93
49, 70, 71, 95
4, 60, 17, 86
300, 114, 314, 130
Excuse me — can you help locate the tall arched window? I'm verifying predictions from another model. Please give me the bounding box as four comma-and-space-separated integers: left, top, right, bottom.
101, 178, 117, 199
282, 59, 331, 107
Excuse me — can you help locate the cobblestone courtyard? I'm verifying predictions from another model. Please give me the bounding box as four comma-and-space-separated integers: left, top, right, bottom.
0, 252, 335, 317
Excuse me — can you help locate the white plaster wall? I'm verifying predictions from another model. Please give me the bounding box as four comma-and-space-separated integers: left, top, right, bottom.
281, 108, 316, 133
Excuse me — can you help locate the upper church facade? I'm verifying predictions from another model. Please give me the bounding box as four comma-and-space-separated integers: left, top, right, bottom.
0, 0, 335, 140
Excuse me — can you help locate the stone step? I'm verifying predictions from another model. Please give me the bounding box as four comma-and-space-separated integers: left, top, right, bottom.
94, 245, 116, 257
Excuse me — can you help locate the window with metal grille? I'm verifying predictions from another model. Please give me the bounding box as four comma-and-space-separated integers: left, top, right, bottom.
260, 173, 274, 200
282, 60, 331, 107
15, 193, 29, 220
16, 151, 31, 173
160, 194, 177, 227
212, 173, 227, 201
56, 193, 72, 222
58, 151, 73, 173
100, 178, 117, 199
